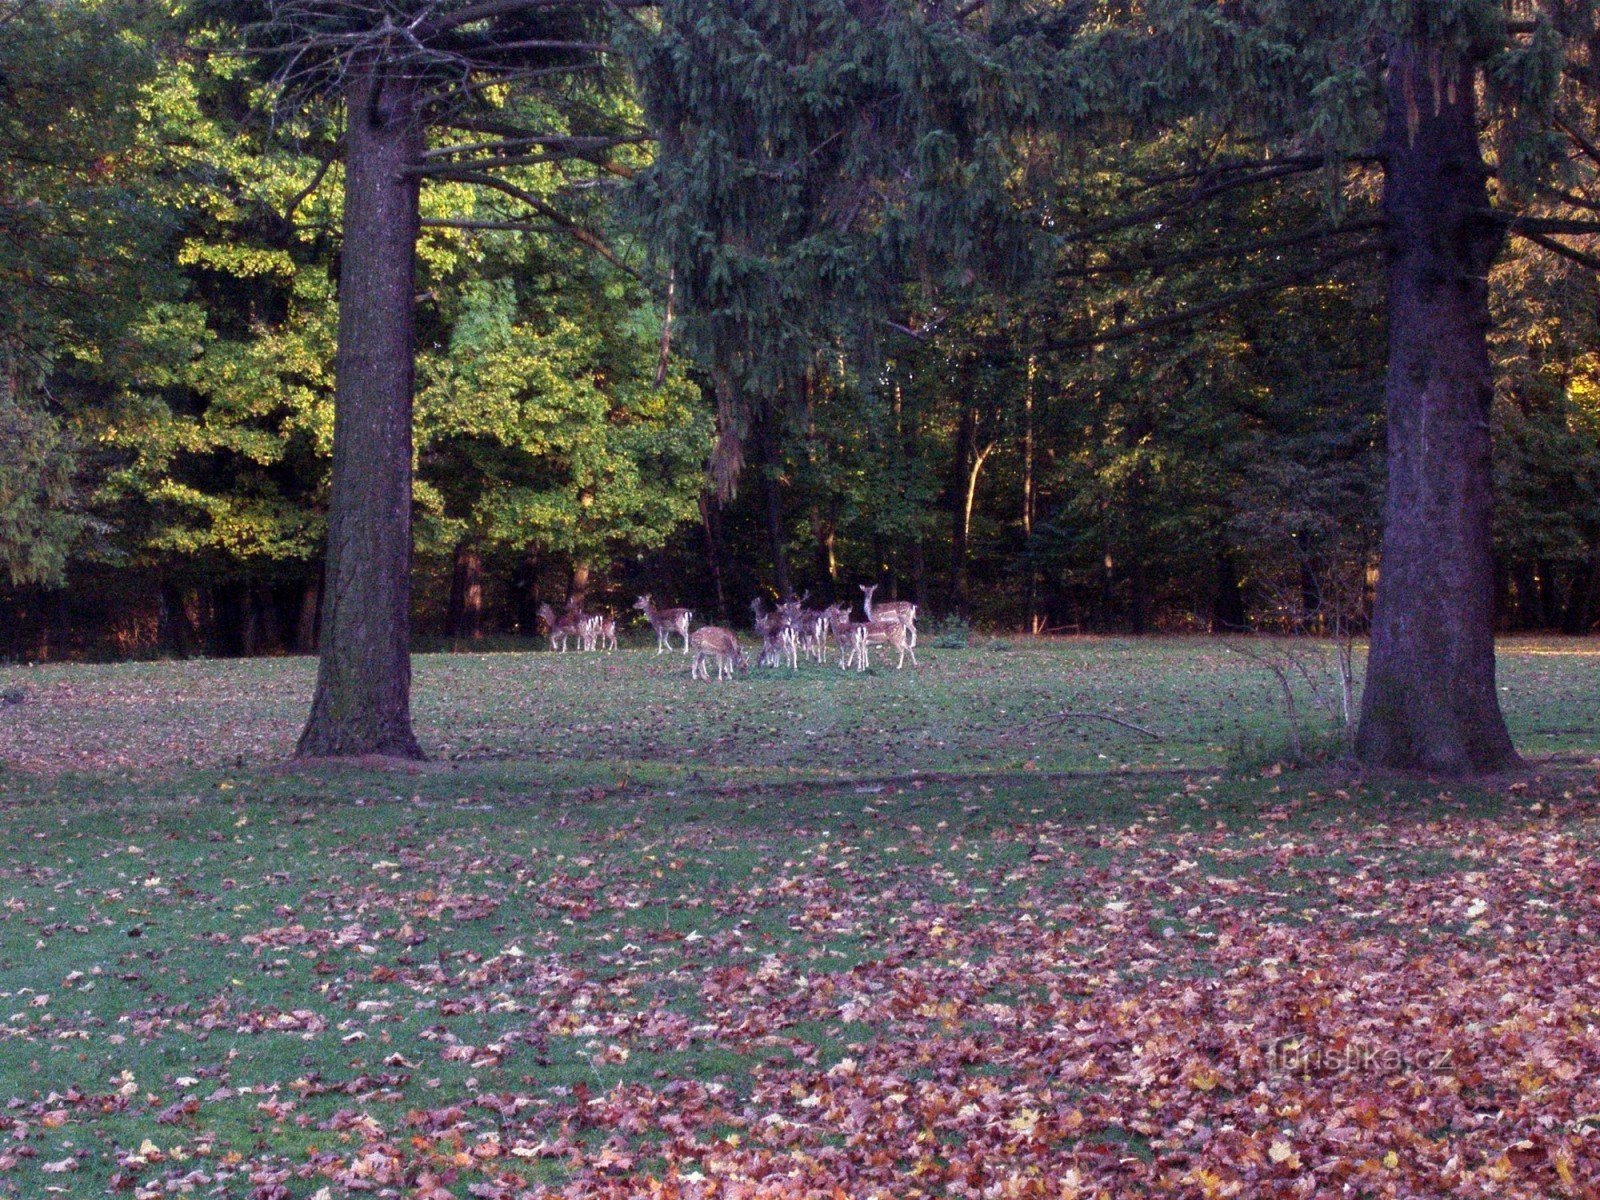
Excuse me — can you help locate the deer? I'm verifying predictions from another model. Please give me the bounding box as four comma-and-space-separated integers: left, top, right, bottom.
633, 594, 693, 654
860, 583, 917, 647
577, 612, 603, 651
858, 615, 919, 670
595, 614, 617, 651
689, 626, 747, 680
750, 597, 799, 670
537, 602, 584, 652
792, 592, 832, 663
823, 603, 869, 671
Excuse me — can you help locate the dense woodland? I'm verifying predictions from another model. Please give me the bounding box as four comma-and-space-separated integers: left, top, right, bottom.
0, 0, 1593, 668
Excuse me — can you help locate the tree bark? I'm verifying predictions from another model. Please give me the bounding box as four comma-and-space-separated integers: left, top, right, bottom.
566, 560, 592, 611
759, 416, 792, 599
295, 576, 320, 654
297, 60, 424, 759
699, 491, 730, 622
1211, 550, 1246, 632
446, 539, 484, 640
1354, 38, 1519, 774
948, 403, 977, 616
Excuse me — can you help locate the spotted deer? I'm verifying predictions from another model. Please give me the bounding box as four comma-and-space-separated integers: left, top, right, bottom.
595, 614, 617, 651
537, 602, 584, 652
823, 603, 869, 671
689, 626, 747, 680
634, 594, 693, 654
858, 615, 918, 670
860, 584, 917, 647
750, 597, 799, 670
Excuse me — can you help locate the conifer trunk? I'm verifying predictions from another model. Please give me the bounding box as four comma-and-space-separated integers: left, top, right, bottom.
446, 540, 484, 641
1354, 40, 1518, 775
297, 62, 423, 759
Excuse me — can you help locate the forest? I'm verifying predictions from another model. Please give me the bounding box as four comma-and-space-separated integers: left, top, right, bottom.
7, 7, 1600, 1194
3, 0, 1594, 656
4, 1, 1600, 771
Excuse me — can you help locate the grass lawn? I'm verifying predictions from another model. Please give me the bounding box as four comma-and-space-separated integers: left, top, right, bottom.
0, 637, 1596, 1198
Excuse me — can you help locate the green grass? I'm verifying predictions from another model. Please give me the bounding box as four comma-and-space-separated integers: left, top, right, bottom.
3, 635, 1597, 785
0, 638, 1596, 1196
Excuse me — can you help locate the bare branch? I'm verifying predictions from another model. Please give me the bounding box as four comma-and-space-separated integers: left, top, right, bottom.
424, 168, 638, 275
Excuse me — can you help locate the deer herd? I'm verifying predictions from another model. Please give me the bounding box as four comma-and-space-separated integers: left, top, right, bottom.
539, 586, 919, 681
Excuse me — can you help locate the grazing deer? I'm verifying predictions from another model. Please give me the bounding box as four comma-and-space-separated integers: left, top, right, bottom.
750, 597, 799, 670
634, 594, 693, 654
595, 615, 617, 651
537, 602, 584, 652
860, 584, 917, 647
859, 616, 918, 670
689, 626, 747, 680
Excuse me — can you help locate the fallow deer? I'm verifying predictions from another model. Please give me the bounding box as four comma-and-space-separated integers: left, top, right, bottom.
634, 594, 693, 654
823, 603, 869, 671
751, 597, 799, 670
595, 615, 617, 651
860, 583, 917, 647
689, 626, 747, 680
858, 616, 918, 670
537, 602, 584, 652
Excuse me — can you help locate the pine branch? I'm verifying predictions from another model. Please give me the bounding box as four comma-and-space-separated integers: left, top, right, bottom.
1511, 227, 1600, 272
424, 0, 651, 35
1043, 244, 1383, 351
1062, 160, 1336, 245
1059, 219, 1383, 278
1509, 215, 1600, 236
423, 168, 637, 275
419, 132, 647, 161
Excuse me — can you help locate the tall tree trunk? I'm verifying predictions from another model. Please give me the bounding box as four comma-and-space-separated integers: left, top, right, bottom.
948, 404, 977, 616
297, 61, 424, 759
566, 560, 592, 611
1023, 352, 1039, 633
446, 539, 484, 640
1355, 39, 1518, 774
159, 582, 196, 659
295, 576, 320, 654
699, 491, 730, 623
910, 536, 929, 617
760, 417, 792, 599
1212, 550, 1245, 632
511, 547, 541, 637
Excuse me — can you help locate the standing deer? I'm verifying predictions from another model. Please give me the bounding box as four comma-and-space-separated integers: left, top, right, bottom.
823, 603, 869, 671
595, 615, 617, 651
858, 616, 918, 670
577, 612, 603, 651
634, 594, 693, 654
750, 597, 799, 670
689, 626, 747, 680
537, 602, 584, 652
860, 584, 917, 647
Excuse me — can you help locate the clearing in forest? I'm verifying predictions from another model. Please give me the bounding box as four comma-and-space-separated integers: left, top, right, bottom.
0, 639, 1595, 1197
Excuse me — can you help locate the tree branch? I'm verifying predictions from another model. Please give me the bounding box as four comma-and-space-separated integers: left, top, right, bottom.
424, 168, 638, 275
1043, 244, 1383, 351
1511, 227, 1600, 272
1060, 219, 1383, 278
1062, 160, 1339, 245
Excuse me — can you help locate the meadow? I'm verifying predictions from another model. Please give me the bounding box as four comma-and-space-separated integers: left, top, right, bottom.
0, 638, 1596, 1198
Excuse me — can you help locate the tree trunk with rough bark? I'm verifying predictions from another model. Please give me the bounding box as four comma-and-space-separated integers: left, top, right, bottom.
297, 61, 424, 759
446, 539, 484, 641
1354, 39, 1519, 775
